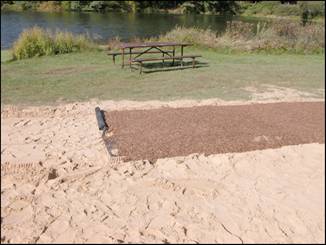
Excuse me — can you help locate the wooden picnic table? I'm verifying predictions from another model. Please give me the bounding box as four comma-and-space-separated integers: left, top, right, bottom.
119, 41, 192, 68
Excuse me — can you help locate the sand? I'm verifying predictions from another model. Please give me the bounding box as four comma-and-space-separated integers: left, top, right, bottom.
1, 96, 325, 243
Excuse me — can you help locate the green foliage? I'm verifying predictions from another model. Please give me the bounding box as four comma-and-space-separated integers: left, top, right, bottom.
70, 1, 82, 11
142, 21, 324, 54
89, 1, 107, 11
54, 31, 74, 54
12, 27, 95, 60
181, 1, 239, 14
61, 1, 71, 11
12, 27, 54, 59
240, 1, 299, 16
1, 1, 324, 19
2, 0, 240, 14
205, 1, 240, 14
240, 1, 324, 19
299, 1, 325, 17
299, 1, 325, 25
181, 1, 202, 14
1, 1, 13, 6
17, 1, 38, 10
89, 1, 130, 12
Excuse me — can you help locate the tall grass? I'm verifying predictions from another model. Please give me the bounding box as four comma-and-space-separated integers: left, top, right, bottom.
144, 21, 324, 54
240, 1, 325, 19
12, 27, 96, 60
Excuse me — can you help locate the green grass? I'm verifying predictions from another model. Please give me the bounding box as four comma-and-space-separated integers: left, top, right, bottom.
1, 48, 324, 106
1, 50, 13, 63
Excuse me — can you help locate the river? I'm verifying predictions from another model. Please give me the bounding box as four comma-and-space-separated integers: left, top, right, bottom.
1, 11, 268, 49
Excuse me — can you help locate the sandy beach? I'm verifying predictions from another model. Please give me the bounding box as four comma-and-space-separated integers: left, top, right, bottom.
1, 97, 325, 243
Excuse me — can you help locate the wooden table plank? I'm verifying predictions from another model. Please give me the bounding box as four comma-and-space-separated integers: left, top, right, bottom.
120, 42, 191, 49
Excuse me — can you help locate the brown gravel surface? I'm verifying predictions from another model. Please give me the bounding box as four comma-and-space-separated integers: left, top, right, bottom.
104, 102, 325, 161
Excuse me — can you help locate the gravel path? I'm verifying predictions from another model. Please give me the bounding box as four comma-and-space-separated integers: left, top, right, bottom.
105, 102, 325, 161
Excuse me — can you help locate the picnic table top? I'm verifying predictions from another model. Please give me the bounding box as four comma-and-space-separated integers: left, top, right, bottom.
120, 42, 191, 49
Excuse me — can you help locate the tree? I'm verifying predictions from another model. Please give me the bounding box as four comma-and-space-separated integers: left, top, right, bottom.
89, 1, 107, 11
70, 1, 81, 11
205, 1, 240, 14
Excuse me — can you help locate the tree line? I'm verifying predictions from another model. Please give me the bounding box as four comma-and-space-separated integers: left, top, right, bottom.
1, 1, 324, 18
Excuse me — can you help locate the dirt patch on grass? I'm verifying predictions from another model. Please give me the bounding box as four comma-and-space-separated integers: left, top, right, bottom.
104, 102, 325, 162
245, 85, 324, 100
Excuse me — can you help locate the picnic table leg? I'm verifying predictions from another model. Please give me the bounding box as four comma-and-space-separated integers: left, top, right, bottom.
162, 52, 164, 67
172, 46, 175, 66
121, 48, 125, 68
181, 45, 184, 67
139, 61, 143, 74
129, 48, 132, 68
113, 54, 116, 64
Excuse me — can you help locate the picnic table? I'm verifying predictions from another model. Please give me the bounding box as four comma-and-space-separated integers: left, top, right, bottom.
108, 41, 201, 74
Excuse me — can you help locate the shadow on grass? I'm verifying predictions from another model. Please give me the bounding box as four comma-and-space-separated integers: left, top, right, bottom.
130, 60, 209, 74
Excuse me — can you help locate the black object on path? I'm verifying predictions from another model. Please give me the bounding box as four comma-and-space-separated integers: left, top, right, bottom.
95, 106, 116, 157
95, 107, 107, 130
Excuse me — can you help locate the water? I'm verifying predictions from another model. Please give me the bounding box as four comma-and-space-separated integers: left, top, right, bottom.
1, 11, 268, 49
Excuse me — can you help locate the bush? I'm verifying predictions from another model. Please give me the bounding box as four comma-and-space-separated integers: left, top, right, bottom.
224, 21, 255, 40
54, 31, 74, 54
273, 3, 301, 16
12, 27, 95, 60
299, 1, 325, 18
70, 1, 81, 11
136, 20, 324, 54
61, 1, 71, 11
241, 1, 323, 18
37, 1, 63, 12
153, 26, 217, 48
12, 27, 54, 60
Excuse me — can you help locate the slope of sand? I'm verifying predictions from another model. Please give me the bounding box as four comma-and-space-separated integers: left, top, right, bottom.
1, 97, 325, 243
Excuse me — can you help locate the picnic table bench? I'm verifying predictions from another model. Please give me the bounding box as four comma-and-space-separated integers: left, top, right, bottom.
132, 55, 202, 74
108, 42, 202, 74
107, 50, 174, 64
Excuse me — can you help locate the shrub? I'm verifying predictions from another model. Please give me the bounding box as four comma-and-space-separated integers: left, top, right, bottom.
224, 21, 255, 40
12, 27, 54, 60
136, 20, 324, 54
155, 26, 217, 48
90, 1, 107, 12
37, 1, 63, 12
74, 34, 95, 51
54, 31, 74, 54
70, 1, 81, 11
61, 1, 71, 11
12, 27, 95, 60
241, 1, 324, 18
299, 1, 325, 18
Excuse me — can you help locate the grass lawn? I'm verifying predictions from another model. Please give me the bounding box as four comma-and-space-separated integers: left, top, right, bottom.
1, 48, 325, 105
1, 50, 13, 63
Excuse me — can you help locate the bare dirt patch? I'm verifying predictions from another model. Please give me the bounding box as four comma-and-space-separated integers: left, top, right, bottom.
104, 102, 325, 162
245, 84, 324, 100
